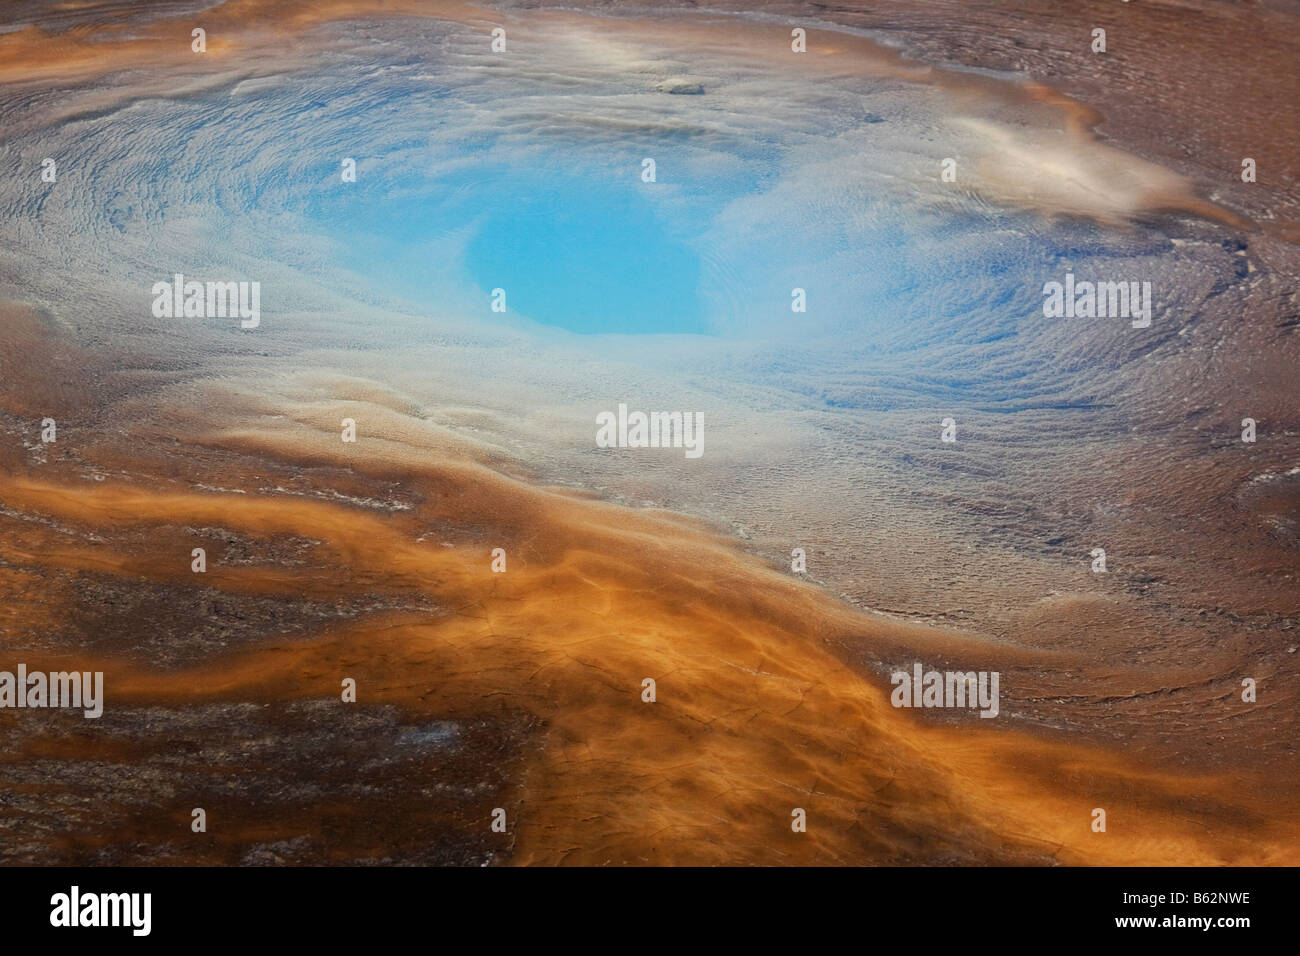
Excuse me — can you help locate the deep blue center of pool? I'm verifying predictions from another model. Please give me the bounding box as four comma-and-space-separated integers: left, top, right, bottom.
308, 169, 711, 335
465, 186, 706, 335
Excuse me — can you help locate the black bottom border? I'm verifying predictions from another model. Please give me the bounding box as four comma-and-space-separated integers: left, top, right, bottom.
4, 865, 1291, 943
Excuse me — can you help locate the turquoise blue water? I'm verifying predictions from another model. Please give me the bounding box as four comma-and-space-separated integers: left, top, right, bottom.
300, 148, 1065, 377
465, 183, 707, 335
308, 164, 713, 335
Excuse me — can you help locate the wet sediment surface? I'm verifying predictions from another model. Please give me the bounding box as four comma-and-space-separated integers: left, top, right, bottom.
0, 0, 1296, 864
